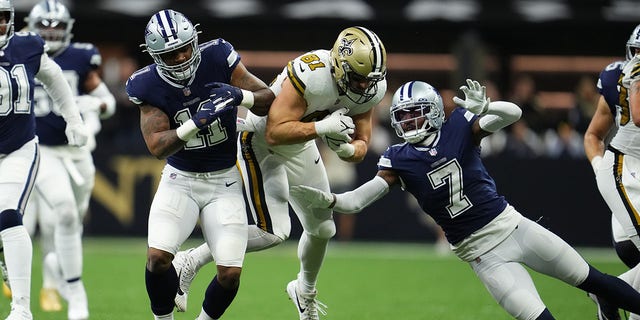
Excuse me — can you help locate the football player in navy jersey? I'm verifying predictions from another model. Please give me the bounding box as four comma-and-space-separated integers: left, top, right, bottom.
125, 9, 274, 320
584, 24, 640, 320
291, 79, 640, 320
0, 0, 89, 319
16, 1, 117, 318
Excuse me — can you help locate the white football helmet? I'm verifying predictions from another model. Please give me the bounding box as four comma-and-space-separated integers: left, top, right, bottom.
331, 26, 386, 104
26, 0, 74, 54
0, 0, 13, 48
142, 9, 201, 82
627, 24, 640, 60
390, 81, 445, 144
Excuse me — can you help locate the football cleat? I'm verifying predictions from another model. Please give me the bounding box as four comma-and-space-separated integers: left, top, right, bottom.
39, 287, 62, 312
173, 248, 197, 312
5, 303, 32, 320
65, 280, 89, 320
588, 292, 620, 320
286, 280, 327, 320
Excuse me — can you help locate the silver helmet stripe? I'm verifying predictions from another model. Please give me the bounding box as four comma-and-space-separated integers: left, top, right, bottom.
355, 26, 384, 73
157, 10, 177, 42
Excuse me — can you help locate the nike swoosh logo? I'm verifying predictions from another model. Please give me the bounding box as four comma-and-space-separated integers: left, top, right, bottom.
314, 157, 320, 164
294, 290, 306, 314
225, 181, 237, 187
176, 270, 185, 295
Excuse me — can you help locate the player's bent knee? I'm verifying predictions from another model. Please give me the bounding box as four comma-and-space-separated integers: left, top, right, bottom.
0, 209, 23, 231
56, 202, 80, 226
146, 248, 173, 273
216, 266, 241, 289
316, 220, 336, 239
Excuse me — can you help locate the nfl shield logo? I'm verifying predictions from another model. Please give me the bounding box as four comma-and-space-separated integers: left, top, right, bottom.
183, 87, 191, 96
428, 148, 438, 156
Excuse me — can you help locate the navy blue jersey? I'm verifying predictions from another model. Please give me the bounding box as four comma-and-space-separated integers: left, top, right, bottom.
126, 39, 240, 172
0, 32, 45, 154
34, 42, 101, 146
378, 108, 508, 244
597, 60, 625, 117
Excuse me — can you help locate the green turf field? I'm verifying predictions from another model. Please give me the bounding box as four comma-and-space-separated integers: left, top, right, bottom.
3, 238, 629, 319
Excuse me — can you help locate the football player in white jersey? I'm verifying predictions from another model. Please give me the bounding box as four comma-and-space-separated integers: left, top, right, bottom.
16, 1, 117, 318
0, 0, 89, 319
172, 26, 386, 319
584, 24, 640, 320
290, 79, 640, 320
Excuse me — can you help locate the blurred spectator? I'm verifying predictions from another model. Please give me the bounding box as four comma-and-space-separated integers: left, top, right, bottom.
509, 73, 547, 133
500, 119, 545, 158
569, 75, 599, 133
544, 121, 584, 159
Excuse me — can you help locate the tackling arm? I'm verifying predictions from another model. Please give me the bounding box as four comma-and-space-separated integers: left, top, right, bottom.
230, 62, 275, 116
290, 170, 398, 214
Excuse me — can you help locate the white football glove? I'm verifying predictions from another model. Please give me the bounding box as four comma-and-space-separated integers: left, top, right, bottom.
314, 107, 354, 141
290, 185, 335, 209
65, 119, 90, 147
324, 133, 355, 158
75, 95, 103, 114
452, 79, 490, 115
622, 54, 640, 89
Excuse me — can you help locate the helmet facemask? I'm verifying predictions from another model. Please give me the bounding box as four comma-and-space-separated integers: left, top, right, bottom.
390, 81, 445, 144
0, 0, 13, 48
26, 0, 74, 54
142, 10, 201, 82
331, 26, 386, 104
627, 24, 640, 60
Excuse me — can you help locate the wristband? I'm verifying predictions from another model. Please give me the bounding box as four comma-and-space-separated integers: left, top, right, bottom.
240, 89, 254, 109
176, 119, 199, 141
329, 194, 337, 209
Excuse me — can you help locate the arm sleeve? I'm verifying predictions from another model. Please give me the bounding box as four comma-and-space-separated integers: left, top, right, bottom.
35, 53, 83, 125
478, 101, 522, 132
333, 176, 390, 214
89, 82, 116, 119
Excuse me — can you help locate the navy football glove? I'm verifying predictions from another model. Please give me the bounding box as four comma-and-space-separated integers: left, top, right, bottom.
206, 82, 243, 106
192, 95, 235, 129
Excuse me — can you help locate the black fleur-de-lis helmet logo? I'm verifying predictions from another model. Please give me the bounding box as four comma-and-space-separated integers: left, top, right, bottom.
338, 38, 355, 56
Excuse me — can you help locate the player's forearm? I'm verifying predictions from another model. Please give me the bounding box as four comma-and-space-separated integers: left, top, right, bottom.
340, 140, 368, 163
265, 121, 317, 146
478, 101, 522, 132
332, 176, 390, 213
247, 87, 275, 116
36, 54, 83, 124
144, 131, 185, 159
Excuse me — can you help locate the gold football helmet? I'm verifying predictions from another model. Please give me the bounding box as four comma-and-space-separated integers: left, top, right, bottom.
331, 26, 386, 104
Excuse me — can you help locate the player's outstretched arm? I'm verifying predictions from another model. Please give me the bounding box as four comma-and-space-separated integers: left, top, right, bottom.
290, 171, 396, 214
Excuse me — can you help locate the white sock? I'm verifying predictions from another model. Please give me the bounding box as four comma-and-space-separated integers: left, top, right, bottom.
297, 232, 328, 293
55, 219, 83, 281
42, 252, 62, 290
1, 225, 32, 307
154, 312, 174, 320
197, 308, 216, 320
191, 243, 213, 270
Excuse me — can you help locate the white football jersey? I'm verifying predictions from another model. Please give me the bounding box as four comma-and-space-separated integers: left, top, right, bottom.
246, 49, 386, 135
610, 59, 640, 158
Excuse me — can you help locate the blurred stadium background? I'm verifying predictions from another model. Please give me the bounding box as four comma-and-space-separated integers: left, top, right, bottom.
11, 0, 640, 247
